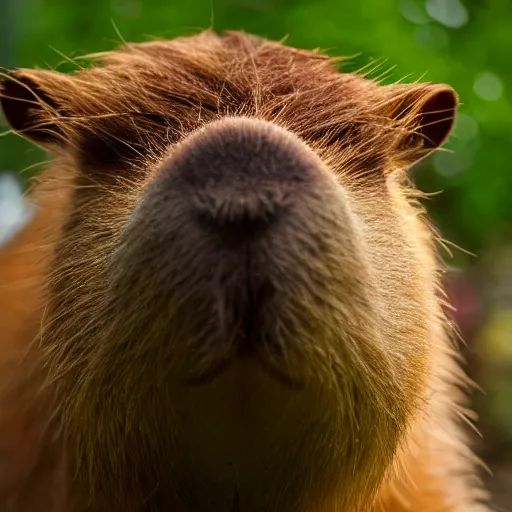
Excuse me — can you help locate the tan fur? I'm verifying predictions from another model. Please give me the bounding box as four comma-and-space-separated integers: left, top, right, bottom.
0, 30, 490, 511
0, 168, 72, 510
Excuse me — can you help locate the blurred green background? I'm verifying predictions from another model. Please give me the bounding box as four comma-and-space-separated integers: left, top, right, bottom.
0, 0, 511, 508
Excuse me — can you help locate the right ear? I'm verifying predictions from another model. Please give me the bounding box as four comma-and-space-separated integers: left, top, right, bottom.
375, 82, 458, 168
0, 69, 74, 149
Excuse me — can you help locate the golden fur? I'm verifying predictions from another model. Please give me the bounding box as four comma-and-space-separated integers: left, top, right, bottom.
0, 30, 490, 511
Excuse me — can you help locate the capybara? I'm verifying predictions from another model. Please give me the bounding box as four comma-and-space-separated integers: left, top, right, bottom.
0, 30, 490, 511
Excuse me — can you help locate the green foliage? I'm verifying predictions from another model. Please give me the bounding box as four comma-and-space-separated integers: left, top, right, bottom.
1, 0, 509, 255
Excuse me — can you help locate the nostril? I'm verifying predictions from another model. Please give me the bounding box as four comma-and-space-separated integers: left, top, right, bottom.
192, 185, 288, 229
191, 190, 286, 249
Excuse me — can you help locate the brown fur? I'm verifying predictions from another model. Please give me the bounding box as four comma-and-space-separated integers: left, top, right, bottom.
0, 30, 490, 511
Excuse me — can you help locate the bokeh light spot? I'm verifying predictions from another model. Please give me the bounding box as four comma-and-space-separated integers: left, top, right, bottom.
414, 23, 449, 51
454, 112, 479, 141
0, 173, 33, 248
473, 72, 504, 101
433, 149, 471, 177
401, 0, 430, 24
425, 0, 469, 28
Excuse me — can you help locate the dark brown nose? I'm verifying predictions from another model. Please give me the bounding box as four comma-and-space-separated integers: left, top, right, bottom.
158, 117, 326, 233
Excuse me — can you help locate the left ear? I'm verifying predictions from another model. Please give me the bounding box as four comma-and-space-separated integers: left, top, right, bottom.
378, 83, 459, 167
0, 68, 77, 150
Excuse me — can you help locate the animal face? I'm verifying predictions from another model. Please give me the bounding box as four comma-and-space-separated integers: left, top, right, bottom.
0, 30, 459, 511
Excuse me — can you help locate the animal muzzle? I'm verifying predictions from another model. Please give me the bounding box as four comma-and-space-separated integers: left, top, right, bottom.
108, 117, 367, 383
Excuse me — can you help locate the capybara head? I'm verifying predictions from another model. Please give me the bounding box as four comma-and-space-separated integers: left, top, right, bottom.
1, 30, 485, 511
